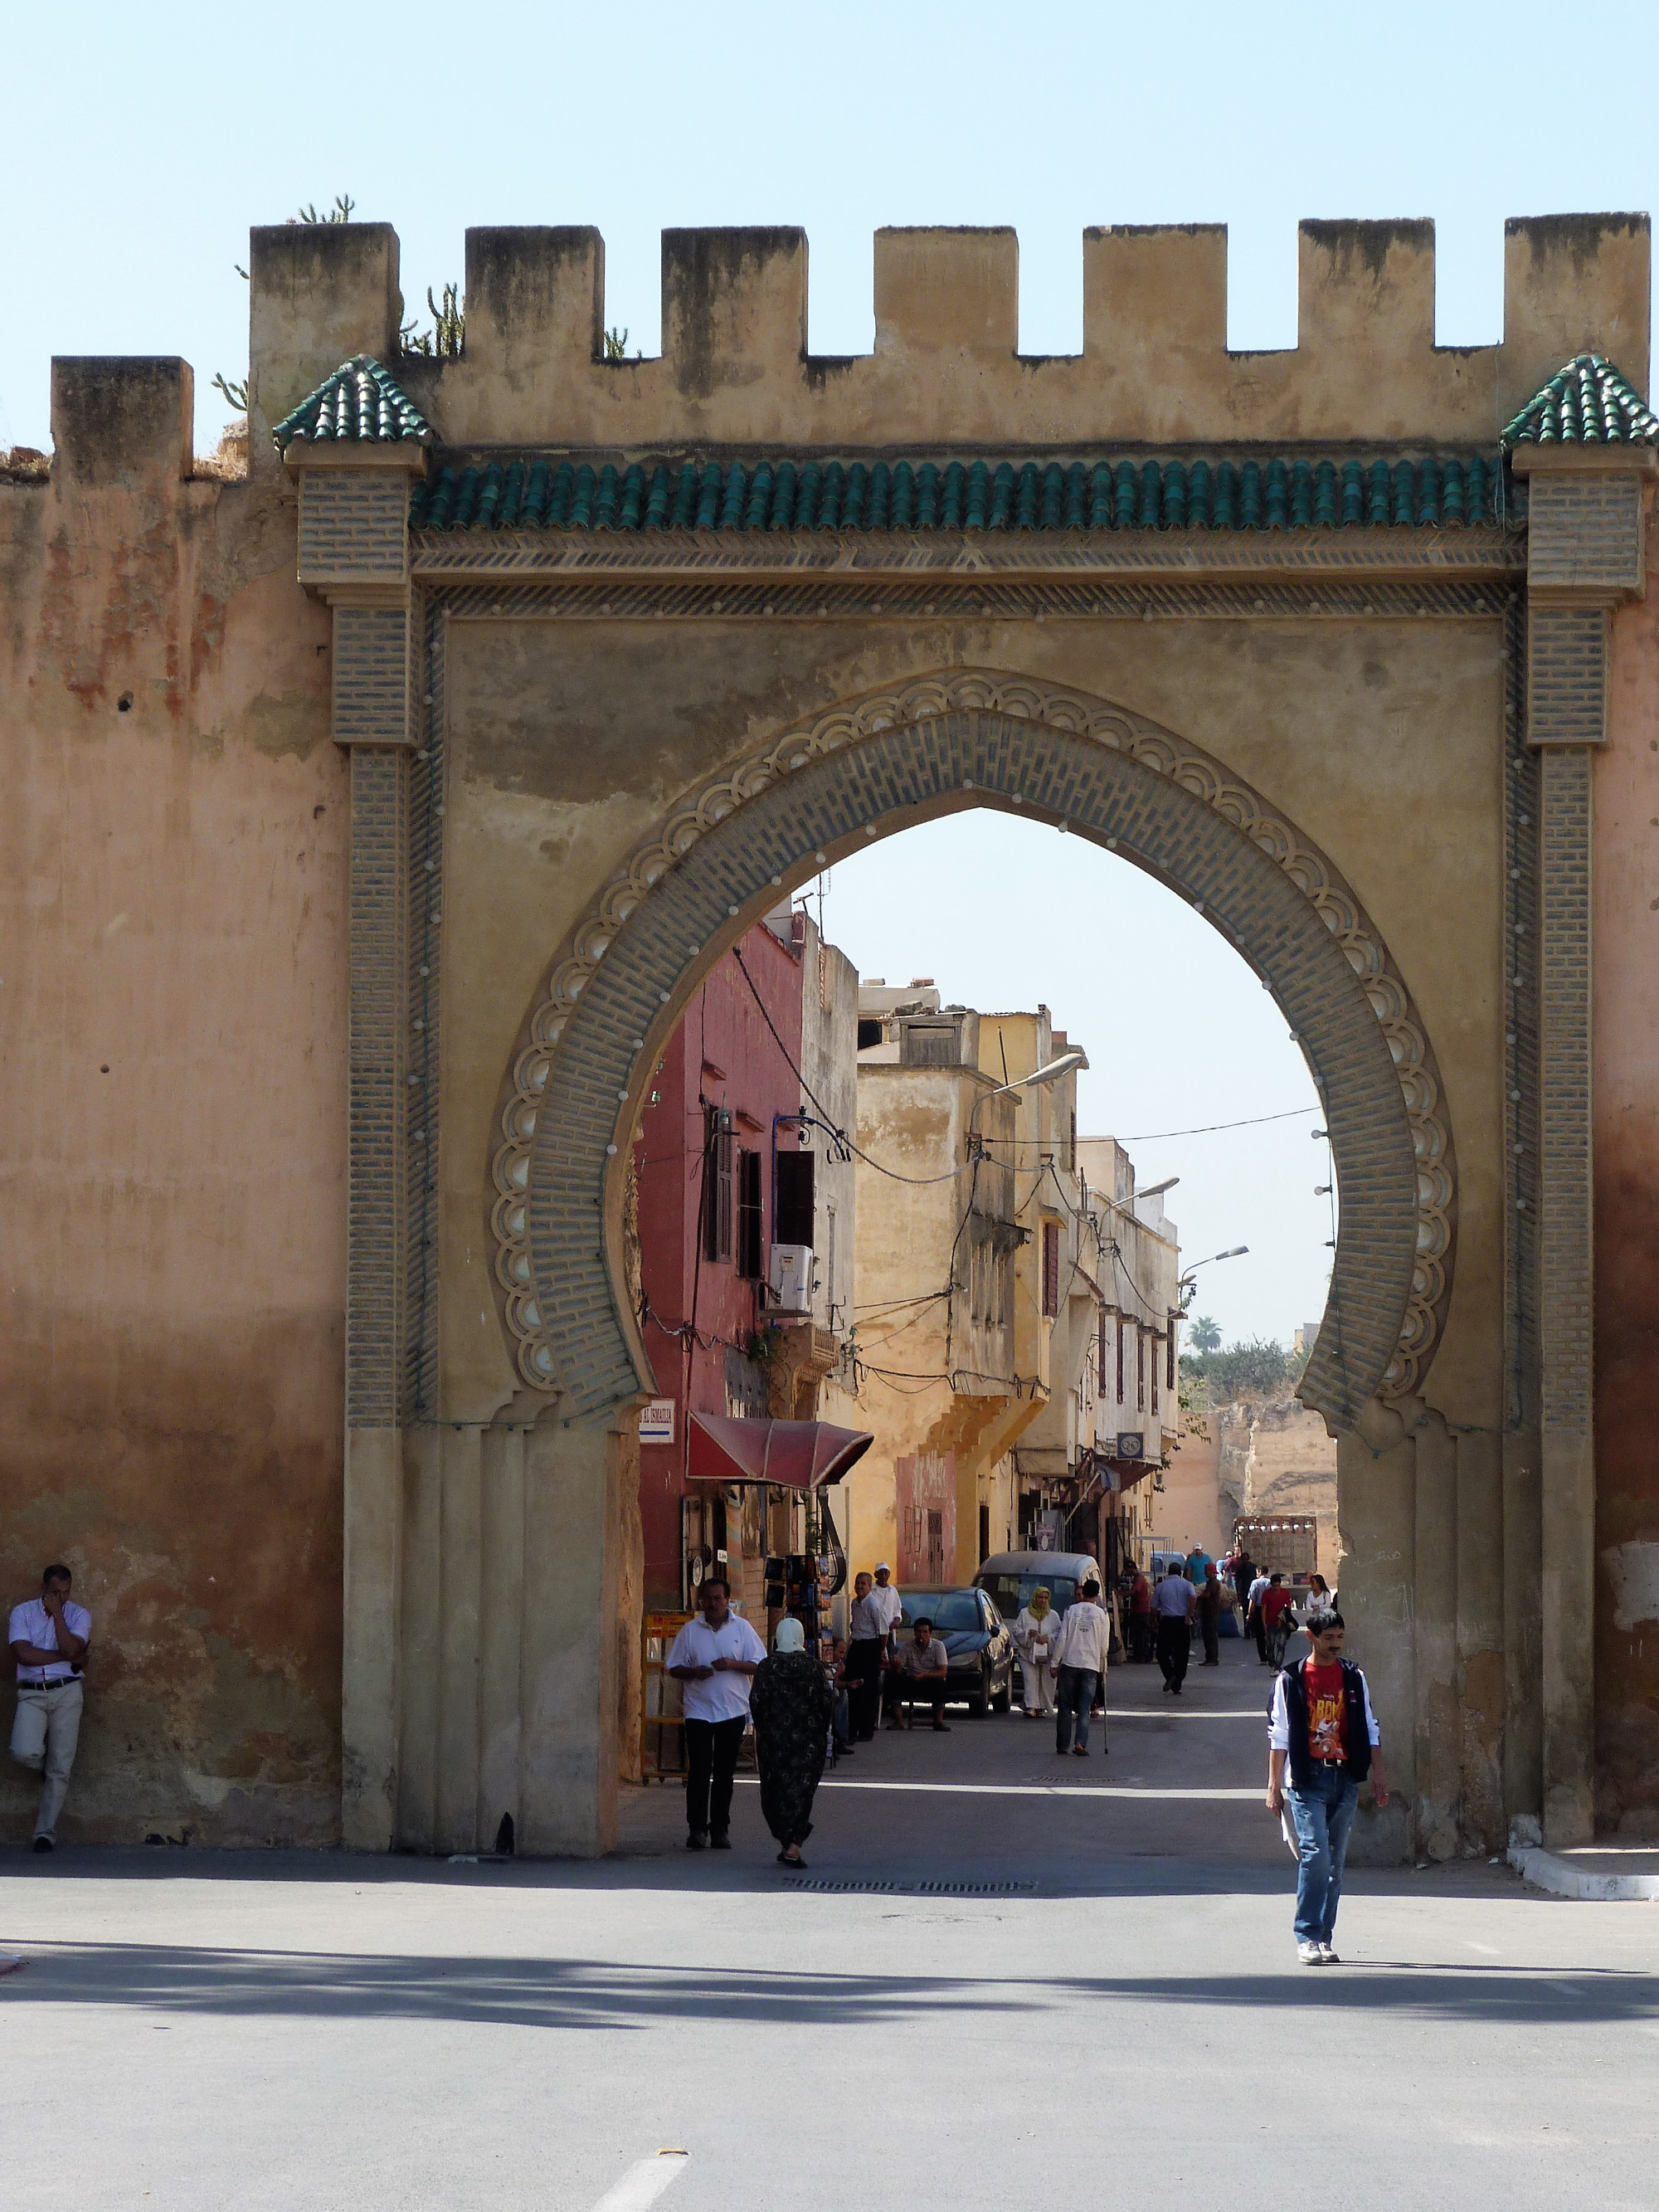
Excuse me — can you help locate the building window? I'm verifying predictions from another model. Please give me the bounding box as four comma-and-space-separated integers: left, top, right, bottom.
857, 1017, 883, 1049
702, 1107, 733, 1262
775, 1148, 815, 1247
1151, 1340, 1159, 1415
826, 1204, 836, 1321
1098, 1307, 1108, 1393
1041, 1220, 1061, 1317
736, 1148, 763, 1279
1167, 1322, 1176, 1391
1136, 1328, 1146, 1412
1116, 1316, 1125, 1402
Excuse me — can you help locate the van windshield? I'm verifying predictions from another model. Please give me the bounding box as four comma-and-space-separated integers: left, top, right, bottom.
978, 1574, 1078, 1618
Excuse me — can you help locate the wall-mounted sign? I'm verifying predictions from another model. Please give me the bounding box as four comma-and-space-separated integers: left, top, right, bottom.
1117, 1430, 1146, 1461
639, 1398, 676, 1445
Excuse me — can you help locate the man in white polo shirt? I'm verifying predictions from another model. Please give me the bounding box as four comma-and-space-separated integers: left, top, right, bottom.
9, 1564, 91, 1853
666, 1577, 766, 1851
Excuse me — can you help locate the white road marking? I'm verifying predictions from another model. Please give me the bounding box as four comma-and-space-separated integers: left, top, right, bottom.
739, 1777, 1262, 1800
587, 2155, 690, 2212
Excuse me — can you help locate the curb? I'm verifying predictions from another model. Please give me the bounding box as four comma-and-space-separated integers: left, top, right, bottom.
1508, 1846, 1659, 1901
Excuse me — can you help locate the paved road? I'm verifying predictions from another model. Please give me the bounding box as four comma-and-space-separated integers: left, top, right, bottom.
2, 1640, 1656, 2211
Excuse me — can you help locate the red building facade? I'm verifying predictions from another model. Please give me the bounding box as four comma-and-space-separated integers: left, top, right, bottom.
632, 914, 810, 1612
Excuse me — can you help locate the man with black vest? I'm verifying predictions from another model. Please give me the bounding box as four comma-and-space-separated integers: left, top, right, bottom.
1266, 1612, 1389, 1964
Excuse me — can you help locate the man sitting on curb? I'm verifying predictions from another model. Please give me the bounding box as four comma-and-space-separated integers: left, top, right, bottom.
1267, 1610, 1389, 1966
884, 1616, 950, 1732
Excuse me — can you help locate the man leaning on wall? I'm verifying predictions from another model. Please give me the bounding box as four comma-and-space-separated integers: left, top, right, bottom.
9, 1565, 91, 1853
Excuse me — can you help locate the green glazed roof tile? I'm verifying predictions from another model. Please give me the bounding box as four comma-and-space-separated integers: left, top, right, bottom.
1501, 353, 1658, 451
271, 355, 433, 456
410, 449, 1500, 534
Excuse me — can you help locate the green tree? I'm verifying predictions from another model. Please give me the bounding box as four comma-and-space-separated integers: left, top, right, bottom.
1189, 1313, 1222, 1355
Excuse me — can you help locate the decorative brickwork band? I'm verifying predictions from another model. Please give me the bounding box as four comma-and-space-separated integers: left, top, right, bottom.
1538, 747, 1593, 1434
491, 671, 1453, 1431
299, 470, 411, 585
333, 606, 411, 746
1526, 606, 1609, 748
348, 747, 409, 1425
1525, 475, 1644, 595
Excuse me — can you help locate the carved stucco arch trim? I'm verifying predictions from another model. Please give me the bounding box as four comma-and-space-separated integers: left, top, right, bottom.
490, 671, 1455, 1431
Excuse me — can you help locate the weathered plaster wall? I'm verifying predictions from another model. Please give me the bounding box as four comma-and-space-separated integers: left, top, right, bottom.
1595, 544, 1659, 1836
0, 368, 345, 1844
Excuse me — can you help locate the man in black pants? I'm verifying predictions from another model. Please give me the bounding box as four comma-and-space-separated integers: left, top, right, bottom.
845, 1570, 896, 1742
1153, 1564, 1195, 1695
666, 1578, 766, 1849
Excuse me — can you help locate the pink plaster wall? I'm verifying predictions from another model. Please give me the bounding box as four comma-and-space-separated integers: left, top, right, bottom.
1595, 534, 1659, 1834
0, 447, 348, 1844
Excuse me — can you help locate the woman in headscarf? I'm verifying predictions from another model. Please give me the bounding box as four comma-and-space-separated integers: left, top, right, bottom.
749, 1616, 837, 1868
1013, 1587, 1059, 1717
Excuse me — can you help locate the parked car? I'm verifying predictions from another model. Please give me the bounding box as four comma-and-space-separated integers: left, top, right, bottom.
973, 1551, 1102, 1699
894, 1587, 1015, 1717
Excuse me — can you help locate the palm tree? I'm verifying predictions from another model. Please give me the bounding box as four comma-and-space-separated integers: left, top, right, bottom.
1190, 1314, 1222, 1355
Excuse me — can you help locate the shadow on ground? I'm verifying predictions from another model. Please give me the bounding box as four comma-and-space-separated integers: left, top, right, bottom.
7, 1941, 1655, 2032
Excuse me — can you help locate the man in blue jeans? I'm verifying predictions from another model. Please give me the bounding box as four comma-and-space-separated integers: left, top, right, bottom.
1267, 1612, 1389, 1964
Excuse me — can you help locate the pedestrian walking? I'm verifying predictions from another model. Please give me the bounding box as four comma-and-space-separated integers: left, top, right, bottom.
1013, 1586, 1059, 1716
664, 1577, 766, 1851
883, 1616, 950, 1732
846, 1568, 899, 1742
1153, 1563, 1194, 1694
750, 1617, 837, 1869
1246, 1568, 1272, 1662
1267, 1610, 1389, 1964
1051, 1577, 1111, 1756
825, 1637, 855, 1757
1301, 1573, 1337, 1628
9, 1564, 91, 1852
1196, 1563, 1224, 1667
1126, 1568, 1154, 1664
1260, 1573, 1297, 1665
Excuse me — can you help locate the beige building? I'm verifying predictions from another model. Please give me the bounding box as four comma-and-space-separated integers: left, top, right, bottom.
846, 983, 1035, 1586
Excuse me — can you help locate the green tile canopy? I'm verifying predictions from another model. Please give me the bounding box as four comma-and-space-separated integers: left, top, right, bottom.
1500, 353, 1658, 450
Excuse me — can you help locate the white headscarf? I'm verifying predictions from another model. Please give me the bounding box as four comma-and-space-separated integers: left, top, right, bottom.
774, 1617, 806, 1654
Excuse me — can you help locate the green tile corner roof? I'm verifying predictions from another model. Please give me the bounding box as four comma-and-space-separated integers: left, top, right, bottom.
271, 355, 433, 456
1501, 354, 1659, 451
410, 451, 1503, 535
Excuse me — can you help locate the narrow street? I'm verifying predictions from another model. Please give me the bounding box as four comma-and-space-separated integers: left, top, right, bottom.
3, 1639, 1656, 2212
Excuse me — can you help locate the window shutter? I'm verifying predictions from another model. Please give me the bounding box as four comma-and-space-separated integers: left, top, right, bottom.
703, 1108, 734, 1262
1116, 1317, 1125, 1401
736, 1149, 763, 1279
1042, 1220, 1060, 1317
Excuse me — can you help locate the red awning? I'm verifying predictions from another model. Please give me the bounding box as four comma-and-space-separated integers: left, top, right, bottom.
686, 1413, 873, 1490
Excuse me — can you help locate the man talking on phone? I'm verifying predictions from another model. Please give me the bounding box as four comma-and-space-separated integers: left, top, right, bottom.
10, 1564, 91, 1853
666, 1577, 766, 1852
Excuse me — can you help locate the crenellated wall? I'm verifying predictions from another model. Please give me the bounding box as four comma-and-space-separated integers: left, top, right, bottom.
245, 215, 1650, 462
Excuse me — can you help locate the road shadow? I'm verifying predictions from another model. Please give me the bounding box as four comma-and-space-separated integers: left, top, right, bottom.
4, 1941, 1653, 2032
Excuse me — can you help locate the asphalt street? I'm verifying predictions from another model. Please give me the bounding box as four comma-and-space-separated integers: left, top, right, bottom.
2, 1636, 1655, 2212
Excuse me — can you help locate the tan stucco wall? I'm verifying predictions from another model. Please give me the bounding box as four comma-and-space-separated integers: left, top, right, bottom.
1, 411, 346, 1844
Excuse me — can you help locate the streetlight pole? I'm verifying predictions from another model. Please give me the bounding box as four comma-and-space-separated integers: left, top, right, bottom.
965, 1049, 1086, 1152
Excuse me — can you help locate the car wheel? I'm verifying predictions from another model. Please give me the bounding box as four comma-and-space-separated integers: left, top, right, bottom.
968, 1665, 990, 1717
992, 1665, 1012, 1713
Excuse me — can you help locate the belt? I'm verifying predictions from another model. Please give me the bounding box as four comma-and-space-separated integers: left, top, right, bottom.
19, 1677, 79, 1690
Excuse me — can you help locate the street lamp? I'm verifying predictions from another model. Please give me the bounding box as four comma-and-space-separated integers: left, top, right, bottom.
1137, 1175, 1180, 1200
966, 1049, 1086, 1147
1176, 1245, 1248, 1309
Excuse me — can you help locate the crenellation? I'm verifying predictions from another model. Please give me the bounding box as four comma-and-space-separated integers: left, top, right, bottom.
250, 221, 402, 471
464, 226, 606, 389
1501, 213, 1650, 421
345, 212, 1647, 456
51, 357, 193, 485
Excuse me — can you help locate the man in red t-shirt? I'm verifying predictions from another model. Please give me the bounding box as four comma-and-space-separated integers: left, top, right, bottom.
1267, 1615, 1390, 1964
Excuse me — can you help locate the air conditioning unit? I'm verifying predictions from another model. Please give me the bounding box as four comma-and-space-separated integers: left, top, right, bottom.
769, 1244, 815, 1314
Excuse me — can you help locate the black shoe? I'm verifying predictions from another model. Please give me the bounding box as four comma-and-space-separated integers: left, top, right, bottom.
686, 1830, 708, 1850
709, 1831, 732, 1849
932, 1720, 950, 1732
777, 1849, 806, 1869
1072, 1746, 1089, 1757
1172, 1684, 1183, 1696
32, 1837, 53, 1855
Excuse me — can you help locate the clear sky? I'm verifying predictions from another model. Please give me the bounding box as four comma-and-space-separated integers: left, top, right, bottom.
7, 0, 1653, 1342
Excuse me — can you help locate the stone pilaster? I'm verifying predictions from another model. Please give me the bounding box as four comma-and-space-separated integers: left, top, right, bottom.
1514, 440, 1654, 1844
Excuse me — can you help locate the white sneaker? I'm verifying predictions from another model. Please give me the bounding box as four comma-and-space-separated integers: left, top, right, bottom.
1297, 1942, 1324, 1966
1320, 1944, 1340, 1964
